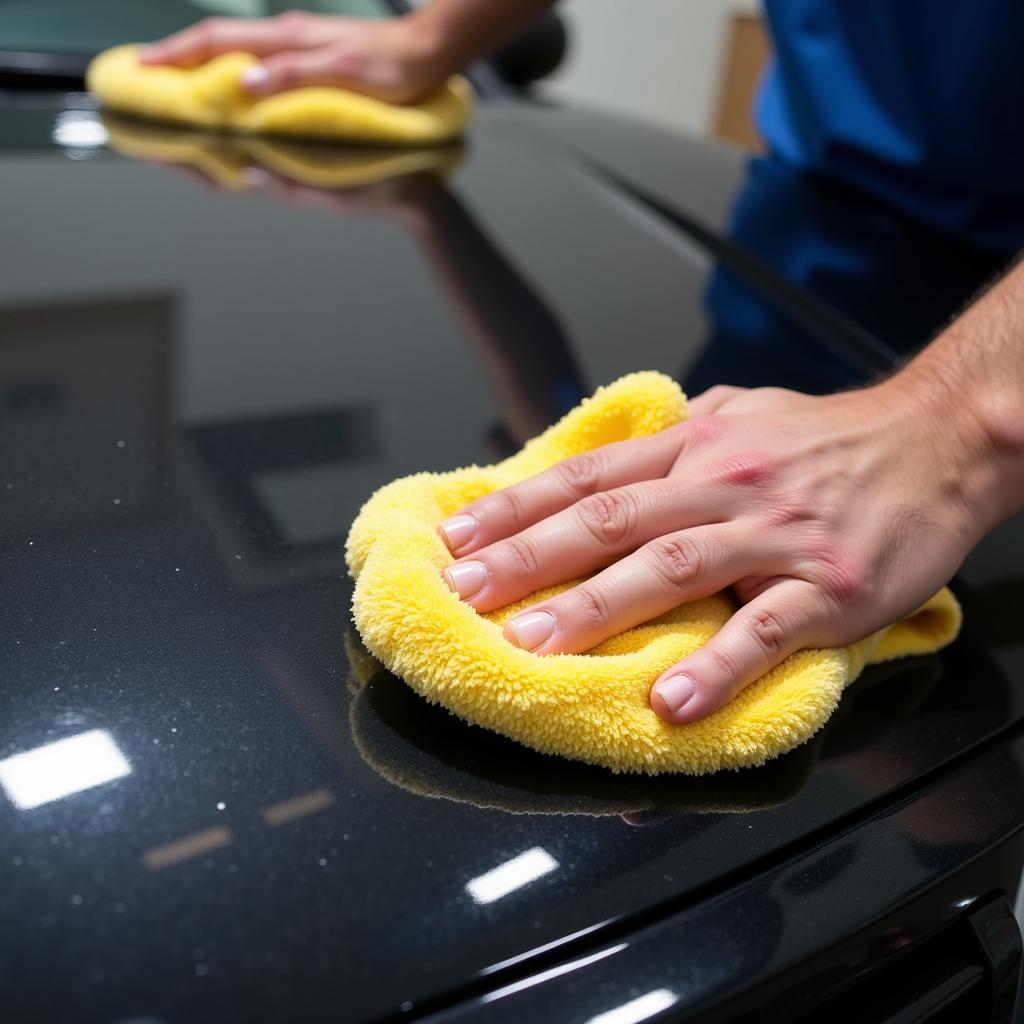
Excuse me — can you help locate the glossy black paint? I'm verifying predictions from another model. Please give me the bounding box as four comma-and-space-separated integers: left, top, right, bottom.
430, 736, 1024, 1023
0, 93, 1022, 1024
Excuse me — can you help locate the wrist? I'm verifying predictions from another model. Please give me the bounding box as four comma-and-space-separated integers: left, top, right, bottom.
400, 7, 459, 80
874, 356, 1024, 538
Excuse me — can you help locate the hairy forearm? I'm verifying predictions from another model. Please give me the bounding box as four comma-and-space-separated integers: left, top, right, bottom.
879, 257, 1024, 536
409, 0, 558, 75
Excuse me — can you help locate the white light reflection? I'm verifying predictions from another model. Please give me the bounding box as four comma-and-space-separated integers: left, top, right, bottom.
588, 990, 678, 1024
481, 918, 615, 976
51, 111, 108, 148
0, 729, 131, 809
466, 847, 558, 905
481, 944, 627, 1005
1015, 864, 1024, 933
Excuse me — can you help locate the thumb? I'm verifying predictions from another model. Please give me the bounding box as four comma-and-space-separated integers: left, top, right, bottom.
650, 580, 823, 724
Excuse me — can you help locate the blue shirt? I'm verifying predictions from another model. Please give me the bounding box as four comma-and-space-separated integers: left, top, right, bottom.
758, 0, 1024, 249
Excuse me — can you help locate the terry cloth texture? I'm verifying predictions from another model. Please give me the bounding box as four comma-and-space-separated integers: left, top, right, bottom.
87, 44, 471, 145
102, 114, 462, 190
346, 372, 961, 776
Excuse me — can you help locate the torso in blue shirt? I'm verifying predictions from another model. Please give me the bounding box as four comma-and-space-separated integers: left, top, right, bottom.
758, 0, 1024, 250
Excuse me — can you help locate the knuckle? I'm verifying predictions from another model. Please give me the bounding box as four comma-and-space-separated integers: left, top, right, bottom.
815, 547, 867, 606
746, 608, 787, 659
573, 585, 611, 629
196, 18, 223, 41
762, 386, 798, 402
710, 452, 774, 488
682, 416, 726, 447
276, 9, 310, 28
487, 487, 526, 532
325, 46, 355, 74
645, 535, 705, 589
500, 536, 540, 577
705, 384, 741, 403
707, 643, 743, 684
765, 489, 816, 526
576, 490, 638, 546
556, 452, 602, 496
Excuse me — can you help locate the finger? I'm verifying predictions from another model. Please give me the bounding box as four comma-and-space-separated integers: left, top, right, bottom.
501, 525, 772, 654
139, 13, 327, 67
685, 384, 745, 418
438, 426, 688, 558
241, 43, 367, 96
650, 579, 825, 724
442, 479, 734, 614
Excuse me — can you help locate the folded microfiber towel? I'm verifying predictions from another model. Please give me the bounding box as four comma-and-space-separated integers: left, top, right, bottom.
346, 372, 961, 775
102, 114, 462, 190
87, 44, 471, 145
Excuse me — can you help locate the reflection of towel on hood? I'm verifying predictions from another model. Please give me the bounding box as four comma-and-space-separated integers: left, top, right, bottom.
346, 372, 961, 776
345, 631, 827, 816
101, 113, 462, 190
345, 628, 945, 817
88, 44, 471, 145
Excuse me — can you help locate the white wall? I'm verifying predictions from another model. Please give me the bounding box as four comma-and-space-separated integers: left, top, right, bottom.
542, 0, 758, 137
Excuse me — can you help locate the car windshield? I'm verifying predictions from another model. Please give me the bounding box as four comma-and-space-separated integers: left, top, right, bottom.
0, 0, 388, 58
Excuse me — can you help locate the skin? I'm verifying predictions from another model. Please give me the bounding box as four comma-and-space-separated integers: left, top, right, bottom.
438, 262, 1024, 723
139, 1, 556, 103
140, 6, 1024, 724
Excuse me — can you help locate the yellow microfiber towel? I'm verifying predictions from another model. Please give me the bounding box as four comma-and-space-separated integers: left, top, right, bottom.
101, 113, 463, 191
87, 44, 472, 145
346, 372, 962, 775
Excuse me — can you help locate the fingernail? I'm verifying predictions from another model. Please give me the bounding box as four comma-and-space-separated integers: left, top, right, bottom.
438, 513, 477, 552
241, 65, 269, 90
505, 610, 555, 652
442, 561, 487, 601
654, 674, 696, 713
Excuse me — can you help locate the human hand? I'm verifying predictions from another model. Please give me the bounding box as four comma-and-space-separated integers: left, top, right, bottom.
139, 10, 448, 103
437, 380, 991, 724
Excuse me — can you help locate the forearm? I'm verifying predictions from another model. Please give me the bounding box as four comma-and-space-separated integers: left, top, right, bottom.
403, 187, 584, 439
878, 257, 1024, 536
408, 0, 559, 76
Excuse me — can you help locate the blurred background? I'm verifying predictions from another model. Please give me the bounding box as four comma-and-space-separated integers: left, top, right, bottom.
545, 0, 765, 146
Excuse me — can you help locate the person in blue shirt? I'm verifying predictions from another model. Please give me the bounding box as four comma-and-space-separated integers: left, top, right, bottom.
143, 2, 1024, 726
758, 1, 1024, 252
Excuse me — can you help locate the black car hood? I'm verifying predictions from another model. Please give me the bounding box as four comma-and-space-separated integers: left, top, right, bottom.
1, 95, 1022, 1024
